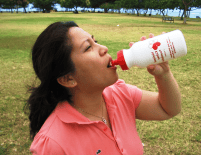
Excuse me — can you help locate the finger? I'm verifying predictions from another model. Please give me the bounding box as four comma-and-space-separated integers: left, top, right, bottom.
148, 65, 155, 70
129, 42, 134, 47
147, 64, 156, 75
140, 36, 146, 41
149, 33, 154, 38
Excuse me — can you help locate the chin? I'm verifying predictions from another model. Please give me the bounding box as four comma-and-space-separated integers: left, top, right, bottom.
107, 74, 119, 87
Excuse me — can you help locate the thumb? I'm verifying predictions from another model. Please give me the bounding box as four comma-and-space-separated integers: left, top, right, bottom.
147, 65, 157, 75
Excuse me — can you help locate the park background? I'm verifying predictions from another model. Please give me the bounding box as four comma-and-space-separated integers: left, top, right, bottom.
0, 0, 201, 155
0, 3, 201, 18
0, 0, 201, 21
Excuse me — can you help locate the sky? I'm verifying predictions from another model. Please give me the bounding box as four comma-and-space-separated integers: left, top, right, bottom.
1, 3, 201, 18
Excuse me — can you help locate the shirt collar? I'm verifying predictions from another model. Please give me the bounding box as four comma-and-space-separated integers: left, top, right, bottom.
55, 85, 116, 124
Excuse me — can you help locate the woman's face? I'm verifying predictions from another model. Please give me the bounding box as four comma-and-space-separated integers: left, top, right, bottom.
68, 27, 118, 91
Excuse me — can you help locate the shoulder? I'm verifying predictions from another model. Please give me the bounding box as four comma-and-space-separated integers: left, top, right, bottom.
30, 134, 65, 155
30, 112, 67, 154
104, 79, 142, 109
107, 79, 139, 92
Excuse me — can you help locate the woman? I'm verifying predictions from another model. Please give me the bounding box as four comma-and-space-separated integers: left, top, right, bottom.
29, 21, 181, 155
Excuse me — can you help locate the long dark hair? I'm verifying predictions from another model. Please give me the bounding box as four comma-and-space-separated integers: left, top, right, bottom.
27, 21, 78, 140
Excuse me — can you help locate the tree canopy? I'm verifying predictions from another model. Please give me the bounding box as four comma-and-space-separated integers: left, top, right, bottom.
0, 0, 200, 23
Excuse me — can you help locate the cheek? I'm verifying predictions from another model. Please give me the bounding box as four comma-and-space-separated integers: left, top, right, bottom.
72, 53, 105, 78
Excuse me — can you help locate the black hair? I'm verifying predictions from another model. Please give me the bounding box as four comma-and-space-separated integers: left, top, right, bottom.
27, 21, 78, 140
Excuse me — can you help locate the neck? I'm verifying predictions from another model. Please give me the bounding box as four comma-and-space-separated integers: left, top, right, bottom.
71, 88, 105, 115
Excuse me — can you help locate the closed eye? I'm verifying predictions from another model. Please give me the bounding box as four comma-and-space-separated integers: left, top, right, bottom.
85, 45, 91, 51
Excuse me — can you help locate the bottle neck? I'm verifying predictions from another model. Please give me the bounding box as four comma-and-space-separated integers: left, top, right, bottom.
112, 49, 129, 70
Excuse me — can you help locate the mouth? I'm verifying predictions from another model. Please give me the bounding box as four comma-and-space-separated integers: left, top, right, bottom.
107, 57, 113, 68
107, 57, 117, 70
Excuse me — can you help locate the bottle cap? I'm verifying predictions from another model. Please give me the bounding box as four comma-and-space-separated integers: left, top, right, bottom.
111, 50, 129, 70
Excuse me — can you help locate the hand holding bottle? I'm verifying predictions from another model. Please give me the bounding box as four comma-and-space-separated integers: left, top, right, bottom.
129, 32, 170, 77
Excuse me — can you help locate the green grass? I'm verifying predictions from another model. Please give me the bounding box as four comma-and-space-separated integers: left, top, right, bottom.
0, 12, 201, 155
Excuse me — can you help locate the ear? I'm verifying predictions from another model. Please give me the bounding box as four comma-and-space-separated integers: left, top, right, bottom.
57, 74, 77, 88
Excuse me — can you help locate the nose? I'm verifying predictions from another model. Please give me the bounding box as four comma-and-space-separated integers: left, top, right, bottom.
99, 44, 108, 56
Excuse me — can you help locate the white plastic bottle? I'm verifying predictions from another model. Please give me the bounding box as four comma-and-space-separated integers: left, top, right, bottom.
111, 30, 187, 70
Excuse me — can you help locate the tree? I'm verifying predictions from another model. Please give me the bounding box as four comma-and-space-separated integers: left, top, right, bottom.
89, 0, 116, 12
59, 0, 74, 11
113, 0, 122, 13
100, 2, 114, 13
144, 0, 156, 15
180, 0, 194, 24
120, 0, 137, 15
193, 0, 201, 8
166, 0, 179, 10
154, 0, 169, 17
89, 0, 104, 11
29, 0, 57, 12
59, 0, 86, 12
81, 0, 90, 11
0, 0, 6, 11
15, 0, 29, 13
183, 0, 194, 23
71, 0, 85, 12
1, 0, 15, 13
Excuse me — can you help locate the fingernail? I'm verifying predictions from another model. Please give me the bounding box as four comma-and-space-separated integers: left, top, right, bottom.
129, 42, 134, 47
149, 33, 154, 38
149, 65, 154, 69
141, 36, 146, 41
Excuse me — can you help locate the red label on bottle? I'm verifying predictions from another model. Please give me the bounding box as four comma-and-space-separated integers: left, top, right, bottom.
152, 42, 161, 50
166, 38, 176, 58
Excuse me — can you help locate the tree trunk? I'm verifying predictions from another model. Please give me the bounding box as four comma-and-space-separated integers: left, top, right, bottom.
24, 7, 27, 13
181, 10, 184, 20
136, 9, 139, 16
182, 0, 193, 24
183, 6, 187, 24
149, 9, 152, 14
104, 8, 108, 13
161, 9, 165, 17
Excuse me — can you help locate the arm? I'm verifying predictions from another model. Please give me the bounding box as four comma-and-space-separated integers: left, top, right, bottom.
135, 64, 181, 121
130, 35, 181, 120
154, 67, 181, 117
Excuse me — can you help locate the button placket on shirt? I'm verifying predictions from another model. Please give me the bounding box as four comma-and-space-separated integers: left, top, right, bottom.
103, 98, 125, 154
111, 113, 126, 155
94, 122, 114, 141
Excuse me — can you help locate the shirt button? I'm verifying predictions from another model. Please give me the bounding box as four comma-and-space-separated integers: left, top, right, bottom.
103, 127, 107, 131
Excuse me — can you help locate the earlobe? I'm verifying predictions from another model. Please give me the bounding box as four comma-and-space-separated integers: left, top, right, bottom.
57, 75, 77, 88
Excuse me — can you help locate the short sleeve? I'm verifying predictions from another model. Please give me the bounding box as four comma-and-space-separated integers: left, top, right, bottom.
126, 83, 142, 110
30, 134, 65, 155
108, 79, 143, 110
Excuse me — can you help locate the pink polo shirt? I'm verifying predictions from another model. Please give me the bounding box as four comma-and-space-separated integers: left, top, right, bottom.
30, 79, 143, 155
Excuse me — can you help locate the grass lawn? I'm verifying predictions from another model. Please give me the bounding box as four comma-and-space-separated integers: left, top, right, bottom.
0, 12, 201, 155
